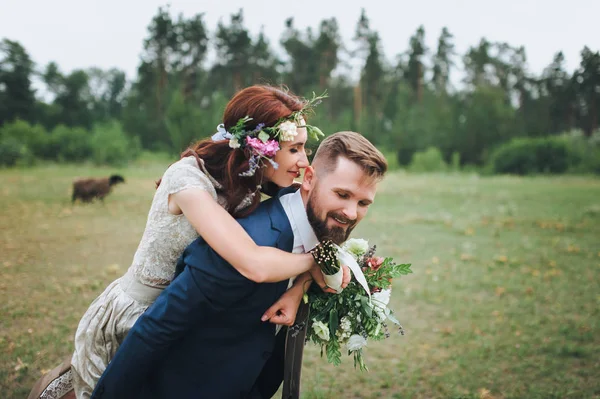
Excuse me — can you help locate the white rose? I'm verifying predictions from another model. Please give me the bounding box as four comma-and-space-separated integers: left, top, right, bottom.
312, 320, 330, 342
370, 289, 392, 321
347, 334, 367, 352
278, 121, 298, 141
228, 137, 240, 149
342, 238, 369, 259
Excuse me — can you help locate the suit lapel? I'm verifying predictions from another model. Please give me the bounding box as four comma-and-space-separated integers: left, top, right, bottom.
267, 190, 295, 251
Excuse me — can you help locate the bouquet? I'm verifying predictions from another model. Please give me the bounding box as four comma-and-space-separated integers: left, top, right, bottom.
307, 238, 412, 371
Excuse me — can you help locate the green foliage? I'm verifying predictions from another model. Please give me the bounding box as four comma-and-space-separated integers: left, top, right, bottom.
489, 136, 573, 175
561, 129, 600, 174
90, 120, 141, 166
0, 119, 49, 158
409, 147, 448, 173
0, 136, 33, 166
379, 148, 400, 171
49, 124, 92, 162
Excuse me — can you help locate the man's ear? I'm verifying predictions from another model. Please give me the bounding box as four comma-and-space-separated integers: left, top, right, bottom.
302, 166, 315, 191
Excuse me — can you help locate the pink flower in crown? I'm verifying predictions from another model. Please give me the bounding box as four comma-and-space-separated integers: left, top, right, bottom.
246, 137, 280, 157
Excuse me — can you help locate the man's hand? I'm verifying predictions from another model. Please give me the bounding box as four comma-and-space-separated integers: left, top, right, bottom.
261, 285, 303, 326
309, 264, 351, 293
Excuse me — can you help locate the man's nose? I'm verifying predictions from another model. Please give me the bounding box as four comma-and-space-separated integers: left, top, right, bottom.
342, 203, 358, 221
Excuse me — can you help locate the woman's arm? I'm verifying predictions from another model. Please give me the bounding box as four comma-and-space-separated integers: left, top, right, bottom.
171, 187, 315, 283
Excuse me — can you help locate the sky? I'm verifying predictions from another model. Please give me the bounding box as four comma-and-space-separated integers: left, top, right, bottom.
1, 0, 599, 84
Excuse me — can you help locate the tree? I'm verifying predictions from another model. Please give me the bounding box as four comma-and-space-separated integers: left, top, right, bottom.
173, 12, 209, 100
87, 67, 128, 122
405, 26, 427, 102
248, 29, 281, 86
212, 9, 254, 96
542, 52, 576, 133
0, 39, 36, 125
353, 10, 386, 118
314, 18, 341, 89
281, 18, 318, 94
463, 38, 493, 89
577, 47, 600, 135
431, 27, 455, 95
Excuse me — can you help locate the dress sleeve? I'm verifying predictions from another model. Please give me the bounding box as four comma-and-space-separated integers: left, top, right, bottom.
163, 158, 217, 199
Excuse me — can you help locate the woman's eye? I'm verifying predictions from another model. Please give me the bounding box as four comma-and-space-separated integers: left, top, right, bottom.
337, 192, 349, 199
290, 148, 298, 154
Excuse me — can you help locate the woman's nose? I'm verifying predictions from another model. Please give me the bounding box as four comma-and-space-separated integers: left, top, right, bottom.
297, 153, 309, 168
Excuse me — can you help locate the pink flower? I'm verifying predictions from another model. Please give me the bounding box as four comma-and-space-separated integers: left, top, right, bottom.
246, 137, 280, 157
366, 256, 385, 271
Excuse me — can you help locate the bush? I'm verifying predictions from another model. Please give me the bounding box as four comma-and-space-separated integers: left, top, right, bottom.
49, 125, 92, 162
489, 136, 573, 175
409, 147, 448, 173
379, 148, 400, 171
90, 121, 141, 166
0, 119, 49, 159
0, 136, 33, 167
562, 129, 600, 174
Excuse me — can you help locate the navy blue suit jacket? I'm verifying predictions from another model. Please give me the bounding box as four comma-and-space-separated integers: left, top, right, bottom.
91, 195, 294, 399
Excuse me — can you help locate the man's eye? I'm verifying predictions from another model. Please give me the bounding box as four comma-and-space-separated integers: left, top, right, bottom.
337, 192, 349, 199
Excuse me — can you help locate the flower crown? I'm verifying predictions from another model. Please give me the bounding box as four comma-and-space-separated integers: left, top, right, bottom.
211, 92, 327, 177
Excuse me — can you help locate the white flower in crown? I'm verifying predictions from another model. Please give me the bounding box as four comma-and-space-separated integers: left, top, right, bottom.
278, 121, 298, 141
347, 334, 367, 352
342, 238, 369, 260
312, 320, 330, 341
229, 137, 241, 149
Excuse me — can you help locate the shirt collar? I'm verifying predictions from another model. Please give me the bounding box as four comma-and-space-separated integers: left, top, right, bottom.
287, 189, 319, 252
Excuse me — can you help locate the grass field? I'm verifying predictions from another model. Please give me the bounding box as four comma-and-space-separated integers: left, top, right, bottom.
1, 162, 599, 398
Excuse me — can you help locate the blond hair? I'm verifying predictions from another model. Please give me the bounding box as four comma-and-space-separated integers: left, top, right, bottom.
312, 131, 387, 180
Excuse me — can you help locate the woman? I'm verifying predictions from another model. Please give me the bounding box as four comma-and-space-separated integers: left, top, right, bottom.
32, 85, 332, 399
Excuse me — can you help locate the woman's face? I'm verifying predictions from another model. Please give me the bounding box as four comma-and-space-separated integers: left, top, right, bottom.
263, 121, 309, 188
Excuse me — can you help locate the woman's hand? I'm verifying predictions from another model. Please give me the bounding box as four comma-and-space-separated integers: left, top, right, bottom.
261, 284, 304, 326
309, 264, 351, 293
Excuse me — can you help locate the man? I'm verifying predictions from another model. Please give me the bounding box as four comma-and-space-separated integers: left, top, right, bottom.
91, 131, 388, 399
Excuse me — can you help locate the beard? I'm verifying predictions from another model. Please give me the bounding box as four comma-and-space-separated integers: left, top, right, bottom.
306, 189, 356, 245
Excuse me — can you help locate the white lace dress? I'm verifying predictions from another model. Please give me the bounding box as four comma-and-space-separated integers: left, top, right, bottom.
71, 156, 221, 398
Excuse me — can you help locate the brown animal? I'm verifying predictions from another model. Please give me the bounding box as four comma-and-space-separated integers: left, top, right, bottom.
72, 174, 125, 203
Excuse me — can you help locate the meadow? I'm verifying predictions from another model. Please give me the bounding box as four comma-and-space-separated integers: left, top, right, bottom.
1, 161, 599, 398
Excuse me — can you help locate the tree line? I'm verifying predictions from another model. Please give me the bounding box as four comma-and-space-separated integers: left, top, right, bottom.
1, 7, 599, 171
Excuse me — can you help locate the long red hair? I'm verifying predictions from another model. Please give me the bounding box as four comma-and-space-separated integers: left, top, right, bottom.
160, 85, 306, 217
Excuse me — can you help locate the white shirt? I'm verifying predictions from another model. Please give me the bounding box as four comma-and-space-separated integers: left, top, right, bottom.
276, 189, 319, 334
279, 189, 320, 255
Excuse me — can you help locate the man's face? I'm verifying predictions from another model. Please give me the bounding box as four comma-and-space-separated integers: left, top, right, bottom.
303, 157, 378, 244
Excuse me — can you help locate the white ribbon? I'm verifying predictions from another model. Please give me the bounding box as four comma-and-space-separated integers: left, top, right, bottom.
325, 244, 371, 299
211, 124, 233, 141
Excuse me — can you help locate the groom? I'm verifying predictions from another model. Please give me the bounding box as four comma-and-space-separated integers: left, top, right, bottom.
91, 131, 388, 399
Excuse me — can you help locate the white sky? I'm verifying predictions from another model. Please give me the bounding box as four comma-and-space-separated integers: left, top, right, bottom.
1, 0, 599, 83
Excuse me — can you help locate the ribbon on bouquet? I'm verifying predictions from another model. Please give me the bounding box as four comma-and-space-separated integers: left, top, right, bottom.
321, 244, 371, 299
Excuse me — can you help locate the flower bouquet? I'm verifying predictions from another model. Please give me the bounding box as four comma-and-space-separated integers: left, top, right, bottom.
307, 238, 412, 370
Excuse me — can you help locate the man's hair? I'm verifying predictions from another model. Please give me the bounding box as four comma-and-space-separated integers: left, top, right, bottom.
312, 131, 387, 180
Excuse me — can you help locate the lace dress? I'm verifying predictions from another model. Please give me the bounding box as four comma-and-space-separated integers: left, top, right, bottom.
70, 156, 221, 398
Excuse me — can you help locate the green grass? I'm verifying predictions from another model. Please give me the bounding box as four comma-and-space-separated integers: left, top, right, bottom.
1, 164, 599, 398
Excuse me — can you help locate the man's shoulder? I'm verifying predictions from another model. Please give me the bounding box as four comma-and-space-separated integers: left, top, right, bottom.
238, 197, 283, 229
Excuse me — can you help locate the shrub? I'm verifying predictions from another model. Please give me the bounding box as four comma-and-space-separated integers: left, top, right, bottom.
49, 125, 92, 162
489, 136, 572, 175
0, 136, 33, 167
409, 147, 448, 173
0, 119, 49, 159
90, 121, 141, 166
562, 129, 600, 174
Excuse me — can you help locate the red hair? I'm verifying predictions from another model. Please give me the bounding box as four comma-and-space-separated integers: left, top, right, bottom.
159, 85, 306, 217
